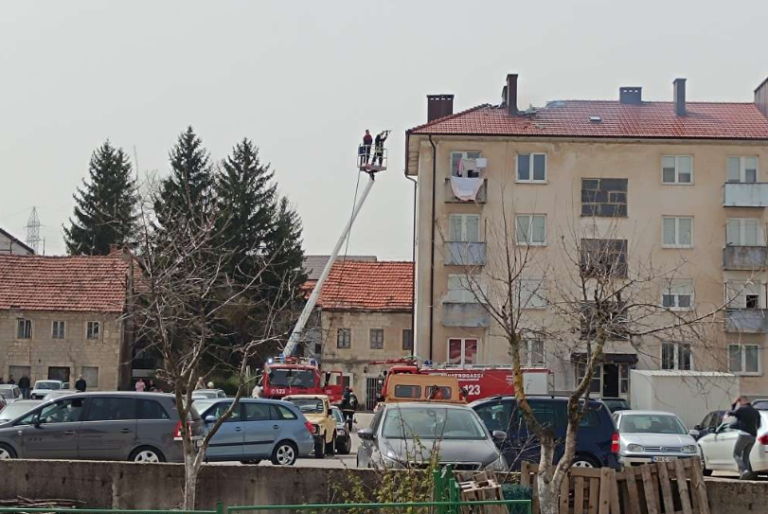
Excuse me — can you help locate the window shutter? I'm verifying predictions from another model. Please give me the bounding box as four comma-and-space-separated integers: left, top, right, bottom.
663, 218, 677, 245
465, 215, 480, 243
678, 218, 692, 246
728, 157, 741, 182
532, 216, 546, 243
727, 219, 741, 246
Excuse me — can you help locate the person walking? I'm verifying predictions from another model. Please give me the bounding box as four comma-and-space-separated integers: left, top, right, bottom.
135, 378, 146, 392
728, 396, 762, 480
18, 375, 30, 399
340, 387, 358, 432
75, 375, 87, 392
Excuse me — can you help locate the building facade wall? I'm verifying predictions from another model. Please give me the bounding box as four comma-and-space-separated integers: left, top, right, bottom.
0, 309, 125, 389
320, 309, 413, 409
411, 135, 768, 397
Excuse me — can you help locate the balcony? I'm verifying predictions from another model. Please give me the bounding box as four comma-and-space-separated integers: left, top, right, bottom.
725, 309, 768, 333
444, 242, 487, 266
445, 178, 487, 203
723, 246, 768, 270
723, 183, 768, 208
441, 302, 491, 328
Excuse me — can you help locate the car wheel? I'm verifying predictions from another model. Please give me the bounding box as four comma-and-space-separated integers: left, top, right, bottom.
0, 444, 17, 460
325, 432, 336, 456
271, 441, 297, 466
314, 436, 325, 459
336, 437, 352, 455
572, 455, 600, 468
129, 446, 166, 463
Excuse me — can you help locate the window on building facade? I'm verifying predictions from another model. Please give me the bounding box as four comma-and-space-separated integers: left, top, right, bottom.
661, 342, 692, 370
337, 328, 351, 349
446, 274, 486, 303
728, 157, 758, 183
402, 329, 413, 351
580, 239, 628, 278
581, 179, 628, 217
517, 153, 547, 182
448, 338, 478, 365
661, 279, 694, 310
662, 155, 693, 184
17, 319, 32, 339
517, 278, 547, 309
449, 214, 481, 242
86, 321, 101, 340
575, 363, 602, 394
370, 329, 384, 349
729, 344, 761, 375
515, 215, 546, 246
662, 217, 693, 248
450, 151, 482, 177
726, 281, 765, 309
52, 321, 66, 339
727, 218, 763, 246
580, 301, 629, 340
526, 339, 546, 367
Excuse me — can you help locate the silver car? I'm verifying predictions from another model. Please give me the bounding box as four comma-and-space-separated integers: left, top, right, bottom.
613, 410, 698, 466
0, 385, 22, 404
191, 389, 227, 400
357, 402, 508, 471
0, 400, 41, 423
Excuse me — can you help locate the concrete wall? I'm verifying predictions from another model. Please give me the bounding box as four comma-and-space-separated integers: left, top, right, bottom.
409, 135, 768, 396
0, 310, 125, 389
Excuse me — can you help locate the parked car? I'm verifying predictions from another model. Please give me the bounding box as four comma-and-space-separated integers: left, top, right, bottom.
0, 385, 22, 404
613, 410, 698, 466
283, 394, 336, 458
0, 397, 6, 414
331, 406, 352, 454
0, 400, 41, 423
357, 402, 508, 471
471, 395, 619, 470
30, 380, 69, 400
602, 398, 631, 413
0, 392, 202, 462
195, 398, 313, 466
752, 399, 768, 411
191, 389, 227, 400
698, 410, 768, 476
689, 410, 728, 440
43, 390, 82, 401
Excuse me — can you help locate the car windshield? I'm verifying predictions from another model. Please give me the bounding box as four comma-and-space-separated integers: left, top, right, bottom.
288, 398, 324, 414
382, 407, 487, 440
0, 402, 38, 422
331, 408, 345, 424
603, 399, 629, 410
193, 399, 218, 414
35, 382, 60, 390
619, 414, 686, 435
268, 369, 315, 388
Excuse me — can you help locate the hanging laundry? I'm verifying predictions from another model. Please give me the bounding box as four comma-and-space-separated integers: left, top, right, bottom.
450, 176, 484, 201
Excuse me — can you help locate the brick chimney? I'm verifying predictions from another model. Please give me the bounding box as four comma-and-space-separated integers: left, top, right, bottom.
619, 87, 642, 105
673, 78, 687, 116
756, 76, 768, 120
506, 74, 519, 115
427, 95, 454, 122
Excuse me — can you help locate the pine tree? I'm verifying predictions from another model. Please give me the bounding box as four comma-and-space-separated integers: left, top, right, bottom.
264, 196, 306, 305
155, 126, 214, 230
215, 138, 277, 279
64, 140, 138, 255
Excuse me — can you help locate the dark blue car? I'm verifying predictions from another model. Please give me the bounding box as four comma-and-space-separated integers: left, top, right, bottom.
471, 395, 620, 470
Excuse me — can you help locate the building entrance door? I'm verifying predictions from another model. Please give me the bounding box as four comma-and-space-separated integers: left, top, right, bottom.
48, 366, 71, 384
603, 364, 619, 397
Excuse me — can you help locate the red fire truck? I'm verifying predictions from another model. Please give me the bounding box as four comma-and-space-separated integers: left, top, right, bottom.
372, 358, 552, 404
261, 357, 345, 404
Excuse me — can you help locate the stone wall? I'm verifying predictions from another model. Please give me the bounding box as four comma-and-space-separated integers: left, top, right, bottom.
0, 310, 125, 389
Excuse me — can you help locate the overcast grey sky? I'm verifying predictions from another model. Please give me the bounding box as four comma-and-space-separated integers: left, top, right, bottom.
1, 0, 766, 258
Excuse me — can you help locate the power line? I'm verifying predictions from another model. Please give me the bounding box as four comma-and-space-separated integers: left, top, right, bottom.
25, 207, 43, 254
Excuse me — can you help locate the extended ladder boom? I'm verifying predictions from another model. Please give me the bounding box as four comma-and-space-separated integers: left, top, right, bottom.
282, 174, 376, 358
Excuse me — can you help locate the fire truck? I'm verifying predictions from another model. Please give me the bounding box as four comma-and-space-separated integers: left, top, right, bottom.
371, 357, 552, 405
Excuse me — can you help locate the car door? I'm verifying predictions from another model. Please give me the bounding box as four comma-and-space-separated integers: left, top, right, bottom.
358, 409, 383, 468
78, 396, 138, 460
16, 397, 85, 459
202, 401, 244, 461
242, 402, 279, 459
709, 425, 739, 470
473, 400, 518, 465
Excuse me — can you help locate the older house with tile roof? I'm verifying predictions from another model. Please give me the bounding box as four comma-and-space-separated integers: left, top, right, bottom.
314, 260, 413, 409
406, 73, 768, 400
0, 227, 34, 255
0, 252, 135, 390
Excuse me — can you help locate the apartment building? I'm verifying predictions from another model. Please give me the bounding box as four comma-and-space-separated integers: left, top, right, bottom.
405, 73, 768, 398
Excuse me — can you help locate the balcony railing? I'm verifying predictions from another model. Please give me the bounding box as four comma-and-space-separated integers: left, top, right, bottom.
725, 308, 768, 333
723, 246, 768, 270
444, 242, 487, 266
723, 182, 768, 208
441, 302, 491, 328
445, 178, 487, 203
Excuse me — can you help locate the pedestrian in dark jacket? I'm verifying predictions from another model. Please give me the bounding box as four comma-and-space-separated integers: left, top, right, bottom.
17, 375, 30, 399
75, 375, 87, 392
359, 130, 373, 167
728, 396, 762, 480
340, 387, 358, 431
371, 130, 389, 167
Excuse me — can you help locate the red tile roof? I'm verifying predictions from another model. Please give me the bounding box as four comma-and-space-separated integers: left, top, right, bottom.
410, 101, 768, 140
0, 255, 130, 313
318, 261, 413, 312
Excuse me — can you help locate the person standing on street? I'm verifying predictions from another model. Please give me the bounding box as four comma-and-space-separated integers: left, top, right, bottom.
728, 396, 762, 480
18, 375, 30, 399
135, 378, 146, 392
340, 387, 358, 432
196, 377, 205, 390
75, 375, 87, 392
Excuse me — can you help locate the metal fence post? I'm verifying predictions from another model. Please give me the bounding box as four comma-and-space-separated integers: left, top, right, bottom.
215, 501, 225, 514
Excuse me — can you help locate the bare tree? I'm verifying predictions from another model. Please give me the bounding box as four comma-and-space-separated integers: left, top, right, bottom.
448, 201, 734, 514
